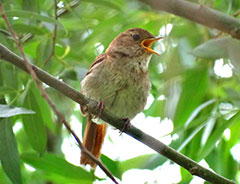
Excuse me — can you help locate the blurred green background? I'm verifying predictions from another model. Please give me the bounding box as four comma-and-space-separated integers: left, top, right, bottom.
0, 0, 240, 183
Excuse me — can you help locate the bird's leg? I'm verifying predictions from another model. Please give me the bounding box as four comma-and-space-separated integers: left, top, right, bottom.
119, 118, 131, 135
94, 101, 105, 118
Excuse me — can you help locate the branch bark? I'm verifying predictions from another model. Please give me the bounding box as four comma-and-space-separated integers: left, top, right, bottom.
0, 43, 236, 184
141, 0, 240, 39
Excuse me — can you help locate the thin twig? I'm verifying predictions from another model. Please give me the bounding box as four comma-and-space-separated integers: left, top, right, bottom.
0, 4, 118, 184
44, 0, 58, 66
57, 0, 80, 17
233, 10, 240, 17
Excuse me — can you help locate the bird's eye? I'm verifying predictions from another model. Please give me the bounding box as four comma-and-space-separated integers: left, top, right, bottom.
132, 34, 140, 41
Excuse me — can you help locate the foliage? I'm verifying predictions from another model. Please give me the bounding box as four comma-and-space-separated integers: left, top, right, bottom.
0, 0, 240, 183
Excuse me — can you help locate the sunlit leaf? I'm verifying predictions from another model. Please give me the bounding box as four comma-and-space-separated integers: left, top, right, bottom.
192, 37, 229, 59
144, 98, 165, 117
227, 39, 240, 72
101, 154, 120, 178
118, 154, 155, 176
206, 140, 238, 179
197, 112, 240, 161
184, 99, 216, 128
0, 104, 35, 118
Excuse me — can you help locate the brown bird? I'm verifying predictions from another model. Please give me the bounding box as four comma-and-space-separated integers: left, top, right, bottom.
80, 28, 161, 168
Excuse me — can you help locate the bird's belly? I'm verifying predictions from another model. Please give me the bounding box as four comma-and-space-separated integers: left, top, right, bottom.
100, 77, 150, 119
81, 64, 150, 119
108, 86, 147, 119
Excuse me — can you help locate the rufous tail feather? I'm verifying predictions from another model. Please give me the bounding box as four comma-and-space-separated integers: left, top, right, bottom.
80, 115, 107, 168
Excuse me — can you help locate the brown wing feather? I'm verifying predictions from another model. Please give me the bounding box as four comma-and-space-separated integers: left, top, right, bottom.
80, 53, 107, 115
85, 53, 107, 76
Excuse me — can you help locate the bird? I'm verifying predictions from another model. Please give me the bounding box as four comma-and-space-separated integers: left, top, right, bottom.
80, 28, 161, 168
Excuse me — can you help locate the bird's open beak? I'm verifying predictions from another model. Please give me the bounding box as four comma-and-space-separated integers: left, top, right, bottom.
141, 37, 163, 56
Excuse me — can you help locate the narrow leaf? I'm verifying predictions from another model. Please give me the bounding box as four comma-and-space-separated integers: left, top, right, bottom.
227, 38, 240, 72
118, 154, 155, 175
5, 10, 60, 25
184, 99, 216, 128
198, 112, 240, 161
22, 83, 47, 154
0, 118, 22, 184
82, 0, 122, 11
0, 104, 35, 118
12, 23, 48, 35
173, 67, 208, 129
192, 37, 229, 59
21, 153, 94, 181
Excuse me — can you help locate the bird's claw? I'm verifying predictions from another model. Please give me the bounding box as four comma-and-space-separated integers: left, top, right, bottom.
119, 118, 131, 135
94, 101, 105, 118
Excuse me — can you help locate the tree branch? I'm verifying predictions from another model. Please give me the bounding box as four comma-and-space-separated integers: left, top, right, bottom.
141, 0, 240, 39
0, 43, 235, 184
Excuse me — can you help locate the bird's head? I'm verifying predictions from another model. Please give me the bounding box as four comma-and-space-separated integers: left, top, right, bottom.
106, 28, 162, 58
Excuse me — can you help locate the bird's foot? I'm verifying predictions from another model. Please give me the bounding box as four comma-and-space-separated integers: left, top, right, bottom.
119, 118, 131, 135
94, 101, 105, 118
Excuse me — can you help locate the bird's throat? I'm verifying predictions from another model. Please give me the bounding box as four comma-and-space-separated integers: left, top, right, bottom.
130, 55, 152, 73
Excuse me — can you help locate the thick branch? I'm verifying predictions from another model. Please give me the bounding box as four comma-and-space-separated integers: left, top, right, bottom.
141, 0, 240, 39
0, 43, 235, 184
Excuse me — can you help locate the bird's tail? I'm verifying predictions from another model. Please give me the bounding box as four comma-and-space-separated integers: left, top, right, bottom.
80, 115, 107, 168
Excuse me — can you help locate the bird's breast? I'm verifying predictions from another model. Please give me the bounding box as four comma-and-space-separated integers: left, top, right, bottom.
81, 56, 151, 119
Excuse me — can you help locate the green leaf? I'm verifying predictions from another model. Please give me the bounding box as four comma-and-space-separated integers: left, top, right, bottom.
178, 38, 195, 67
82, 0, 122, 11
22, 0, 40, 12
5, 10, 60, 25
206, 140, 238, 179
12, 23, 48, 35
118, 154, 155, 176
0, 118, 22, 184
173, 66, 209, 129
227, 39, 240, 72
30, 83, 55, 132
192, 37, 229, 59
101, 154, 120, 179
197, 112, 240, 161
21, 153, 94, 182
0, 104, 35, 118
192, 37, 240, 72
36, 38, 52, 64
177, 123, 206, 152
101, 154, 157, 179
144, 98, 165, 117
0, 86, 17, 96
184, 99, 216, 128
22, 83, 47, 154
